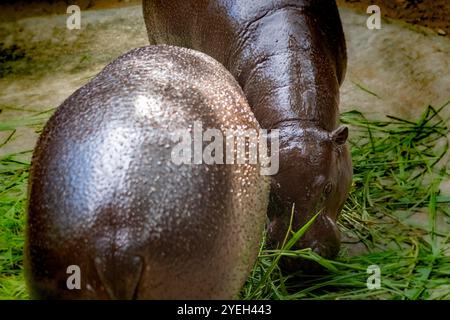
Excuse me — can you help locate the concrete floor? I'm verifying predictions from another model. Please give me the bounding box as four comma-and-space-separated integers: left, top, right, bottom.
1, 5, 449, 150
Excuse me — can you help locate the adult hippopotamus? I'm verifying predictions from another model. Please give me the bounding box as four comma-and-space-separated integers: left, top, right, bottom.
143, 0, 353, 266
25, 45, 269, 299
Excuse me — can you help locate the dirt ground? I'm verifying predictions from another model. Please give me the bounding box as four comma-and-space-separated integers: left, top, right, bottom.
1, 0, 449, 38
0, 0, 141, 21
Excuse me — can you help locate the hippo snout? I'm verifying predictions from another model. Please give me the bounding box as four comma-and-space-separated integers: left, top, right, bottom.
298, 215, 341, 257
267, 213, 341, 272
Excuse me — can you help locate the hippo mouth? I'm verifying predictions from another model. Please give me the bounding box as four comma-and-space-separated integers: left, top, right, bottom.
266, 213, 341, 272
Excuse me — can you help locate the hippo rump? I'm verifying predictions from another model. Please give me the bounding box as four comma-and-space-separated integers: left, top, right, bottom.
25, 45, 269, 299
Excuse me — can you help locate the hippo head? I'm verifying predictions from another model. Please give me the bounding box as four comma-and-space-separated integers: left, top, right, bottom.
267, 122, 352, 270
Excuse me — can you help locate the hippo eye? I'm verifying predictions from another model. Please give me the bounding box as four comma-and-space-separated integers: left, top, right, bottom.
324, 182, 333, 195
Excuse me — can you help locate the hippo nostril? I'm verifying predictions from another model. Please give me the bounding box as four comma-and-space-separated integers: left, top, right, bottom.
312, 245, 322, 255
311, 243, 335, 259
308, 239, 340, 260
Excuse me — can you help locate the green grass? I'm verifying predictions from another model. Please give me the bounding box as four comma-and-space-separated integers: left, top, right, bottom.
0, 102, 449, 300
0, 150, 30, 299
241, 101, 450, 300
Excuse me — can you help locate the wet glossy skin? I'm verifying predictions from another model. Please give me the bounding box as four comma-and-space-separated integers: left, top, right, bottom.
144, 0, 353, 264
26, 46, 269, 299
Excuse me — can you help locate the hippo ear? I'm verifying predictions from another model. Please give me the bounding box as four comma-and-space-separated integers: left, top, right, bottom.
330, 126, 348, 145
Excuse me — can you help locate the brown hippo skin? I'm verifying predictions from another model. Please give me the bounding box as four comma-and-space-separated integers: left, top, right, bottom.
143, 0, 353, 266
25, 45, 269, 299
